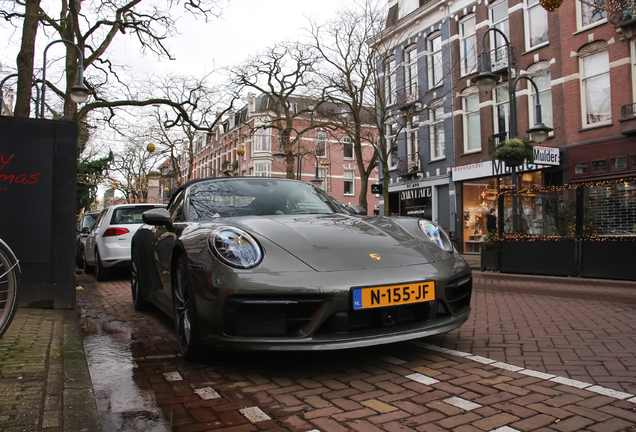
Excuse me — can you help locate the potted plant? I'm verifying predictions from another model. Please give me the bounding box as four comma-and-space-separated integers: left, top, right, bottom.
491, 138, 533, 167
480, 230, 500, 272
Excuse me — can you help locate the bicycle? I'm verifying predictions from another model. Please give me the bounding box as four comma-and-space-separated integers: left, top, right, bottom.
0, 238, 20, 339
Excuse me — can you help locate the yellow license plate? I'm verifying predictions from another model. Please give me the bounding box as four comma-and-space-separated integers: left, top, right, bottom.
352, 281, 435, 310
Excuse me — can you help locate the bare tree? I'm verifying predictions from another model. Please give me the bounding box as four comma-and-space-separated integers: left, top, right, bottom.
307, 0, 385, 212
230, 43, 323, 179
1, 0, 226, 122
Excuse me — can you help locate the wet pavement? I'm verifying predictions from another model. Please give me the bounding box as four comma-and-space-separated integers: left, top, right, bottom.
74, 269, 636, 432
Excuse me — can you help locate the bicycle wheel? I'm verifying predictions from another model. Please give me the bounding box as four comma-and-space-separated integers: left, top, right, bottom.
0, 239, 20, 339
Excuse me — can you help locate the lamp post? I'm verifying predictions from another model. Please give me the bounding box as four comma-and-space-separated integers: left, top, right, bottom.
39, 39, 89, 119
472, 27, 553, 232
273, 127, 322, 187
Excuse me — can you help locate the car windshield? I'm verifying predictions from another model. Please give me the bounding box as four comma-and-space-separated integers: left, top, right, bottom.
111, 206, 162, 225
187, 179, 349, 220
81, 214, 98, 228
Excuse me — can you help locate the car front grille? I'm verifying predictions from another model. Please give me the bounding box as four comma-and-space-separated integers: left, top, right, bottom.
224, 297, 324, 337
444, 275, 472, 313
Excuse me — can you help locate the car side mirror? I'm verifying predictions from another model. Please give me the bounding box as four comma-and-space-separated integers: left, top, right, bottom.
142, 208, 174, 232
347, 205, 367, 216
80, 227, 90, 234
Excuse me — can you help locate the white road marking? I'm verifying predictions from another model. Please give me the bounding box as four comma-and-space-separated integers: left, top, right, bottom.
194, 387, 221, 400
163, 371, 183, 381
405, 373, 439, 386
443, 396, 482, 411
239, 406, 271, 422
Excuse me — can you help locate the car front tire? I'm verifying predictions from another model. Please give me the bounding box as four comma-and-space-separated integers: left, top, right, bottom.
173, 255, 204, 360
95, 249, 110, 282
131, 245, 151, 311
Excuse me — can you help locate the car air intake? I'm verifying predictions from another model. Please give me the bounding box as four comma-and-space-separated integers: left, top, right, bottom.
444, 275, 472, 313
224, 298, 324, 337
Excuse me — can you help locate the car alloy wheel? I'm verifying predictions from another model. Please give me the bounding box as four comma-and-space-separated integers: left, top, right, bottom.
131, 245, 150, 311
173, 256, 204, 359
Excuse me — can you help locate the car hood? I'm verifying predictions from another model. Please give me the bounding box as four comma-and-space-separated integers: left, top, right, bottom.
232, 214, 438, 272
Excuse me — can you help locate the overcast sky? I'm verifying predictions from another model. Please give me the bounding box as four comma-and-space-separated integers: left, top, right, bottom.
0, 0, 345, 78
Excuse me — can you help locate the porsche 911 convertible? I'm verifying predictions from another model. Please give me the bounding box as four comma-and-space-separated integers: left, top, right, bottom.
131, 177, 472, 358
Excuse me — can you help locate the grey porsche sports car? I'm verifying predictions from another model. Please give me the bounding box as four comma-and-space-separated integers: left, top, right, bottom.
131, 177, 472, 358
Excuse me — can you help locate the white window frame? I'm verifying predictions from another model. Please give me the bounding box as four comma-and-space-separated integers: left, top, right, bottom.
405, 45, 418, 98
576, 0, 607, 31
253, 127, 271, 153
525, 0, 549, 51
579, 50, 611, 127
385, 57, 397, 106
463, 92, 481, 154
459, 16, 477, 76
429, 33, 443, 88
318, 167, 328, 191
493, 83, 510, 136
254, 162, 271, 177
399, 0, 420, 18
489, 1, 510, 71
316, 131, 327, 157
406, 116, 419, 156
343, 169, 355, 196
528, 69, 554, 136
430, 106, 445, 160
343, 136, 354, 160
386, 123, 399, 170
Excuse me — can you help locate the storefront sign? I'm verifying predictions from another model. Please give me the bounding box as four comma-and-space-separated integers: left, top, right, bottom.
371, 184, 382, 194
452, 160, 548, 182
533, 146, 560, 165
400, 187, 432, 201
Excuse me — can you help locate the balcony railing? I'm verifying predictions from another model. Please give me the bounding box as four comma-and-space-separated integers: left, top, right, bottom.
488, 132, 508, 156
396, 153, 421, 176
478, 45, 515, 74
621, 103, 636, 120
396, 85, 419, 110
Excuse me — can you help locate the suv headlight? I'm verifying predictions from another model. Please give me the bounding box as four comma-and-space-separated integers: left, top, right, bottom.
209, 227, 263, 269
418, 220, 454, 252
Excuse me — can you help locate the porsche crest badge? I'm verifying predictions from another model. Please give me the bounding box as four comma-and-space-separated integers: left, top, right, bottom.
369, 254, 381, 261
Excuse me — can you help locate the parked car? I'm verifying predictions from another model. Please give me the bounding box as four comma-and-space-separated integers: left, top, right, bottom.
83, 203, 166, 281
76, 212, 100, 268
131, 177, 472, 359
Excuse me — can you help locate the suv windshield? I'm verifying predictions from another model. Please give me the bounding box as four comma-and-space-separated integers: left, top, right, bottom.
188, 179, 348, 220
111, 206, 163, 225
81, 214, 98, 229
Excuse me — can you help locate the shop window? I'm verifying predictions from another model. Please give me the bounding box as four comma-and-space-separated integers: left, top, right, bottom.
611, 156, 627, 170
592, 159, 607, 172
580, 49, 611, 126
460, 16, 477, 76
503, 189, 577, 236
632, 155, 636, 168
583, 183, 636, 237
525, 0, 548, 50
574, 162, 588, 175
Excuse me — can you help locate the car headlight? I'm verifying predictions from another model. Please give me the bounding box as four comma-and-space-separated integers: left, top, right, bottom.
209, 227, 263, 269
418, 220, 454, 252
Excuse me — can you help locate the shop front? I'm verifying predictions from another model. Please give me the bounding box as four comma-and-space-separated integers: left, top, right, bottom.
452, 160, 549, 253
387, 177, 453, 232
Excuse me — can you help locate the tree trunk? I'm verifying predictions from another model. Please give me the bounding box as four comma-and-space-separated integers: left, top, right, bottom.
382, 163, 390, 216
14, 0, 41, 117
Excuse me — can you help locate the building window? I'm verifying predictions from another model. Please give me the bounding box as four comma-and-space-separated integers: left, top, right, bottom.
577, 0, 606, 29
464, 93, 481, 153
343, 136, 353, 159
316, 131, 327, 157
592, 159, 607, 173
574, 162, 588, 175
386, 123, 399, 169
406, 117, 419, 168
611, 156, 627, 170
405, 45, 418, 98
254, 127, 270, 152
430, 107, 445, 160
344, 169, 355, 195
525, 0, 548, 49
460, 16, 477, 76
399, 0, 419, 18
318, 167, 328, 191
494, 83, 509, 136
580, 50, 611, 126
529, 70, 553, 132
254, 162, 271, 177
429, 34, 443, 88
631, 155, 636, 168
490, 1, 510, 71
385, 57, 397, 106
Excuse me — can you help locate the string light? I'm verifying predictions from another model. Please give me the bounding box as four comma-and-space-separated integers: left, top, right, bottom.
539, 0, 563, 11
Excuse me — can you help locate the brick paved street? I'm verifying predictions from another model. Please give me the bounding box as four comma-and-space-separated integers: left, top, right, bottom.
75, 270, 636, 432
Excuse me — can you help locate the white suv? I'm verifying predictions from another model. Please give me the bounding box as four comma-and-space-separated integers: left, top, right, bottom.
83, 203, 165, 280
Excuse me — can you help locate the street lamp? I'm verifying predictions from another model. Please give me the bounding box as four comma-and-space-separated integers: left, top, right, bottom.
39, 39, 89, 119
472, 27, 553, 232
